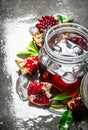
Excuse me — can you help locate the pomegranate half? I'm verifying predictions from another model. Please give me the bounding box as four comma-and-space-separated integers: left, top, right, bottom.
27, 82, 52, 106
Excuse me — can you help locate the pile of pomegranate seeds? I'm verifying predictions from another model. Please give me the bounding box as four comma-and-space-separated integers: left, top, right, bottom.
36, 15, 58, 31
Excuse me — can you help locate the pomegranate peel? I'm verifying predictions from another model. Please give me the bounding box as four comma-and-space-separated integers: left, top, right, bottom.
15, 59, 29, 75
33, 33, 44, 47
27, 82, 52, 106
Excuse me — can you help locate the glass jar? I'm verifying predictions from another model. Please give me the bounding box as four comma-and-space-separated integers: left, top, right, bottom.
80, 72, 88, 108
39, 23, 88, 94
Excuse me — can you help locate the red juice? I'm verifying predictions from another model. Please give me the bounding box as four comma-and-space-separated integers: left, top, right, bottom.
39, 66, 83, 94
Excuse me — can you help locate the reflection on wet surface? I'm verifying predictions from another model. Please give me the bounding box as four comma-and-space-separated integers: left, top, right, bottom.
0, 0, 88, 130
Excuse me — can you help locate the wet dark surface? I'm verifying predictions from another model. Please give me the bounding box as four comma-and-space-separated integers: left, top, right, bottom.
0, 0, 88, 130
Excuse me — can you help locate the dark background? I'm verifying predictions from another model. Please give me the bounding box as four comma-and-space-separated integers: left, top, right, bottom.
0, 0, 88, 130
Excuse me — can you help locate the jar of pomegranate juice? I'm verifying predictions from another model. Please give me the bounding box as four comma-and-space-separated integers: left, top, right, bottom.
39, 23, 88, 94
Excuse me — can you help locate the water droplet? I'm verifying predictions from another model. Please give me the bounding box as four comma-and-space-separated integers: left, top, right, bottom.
0, 122, 3, 125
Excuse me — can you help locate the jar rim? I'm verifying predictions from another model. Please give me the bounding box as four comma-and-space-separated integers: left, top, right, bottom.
44, 23, 88, 64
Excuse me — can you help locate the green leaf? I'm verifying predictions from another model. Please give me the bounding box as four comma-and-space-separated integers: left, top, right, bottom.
51, 93, 72, 101
65, 14, 74, 22
27, 40, 39, 56
28, 47, 39, 55
57, 15, 63, 23
17, 51, 31, 58
17, 41, 39, 58
28, 41, 39, 53
58, 110, 73, 130
51, 104, 65, 109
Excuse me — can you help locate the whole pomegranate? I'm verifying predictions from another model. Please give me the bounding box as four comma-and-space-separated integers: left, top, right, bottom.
27, 82, 52, 106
